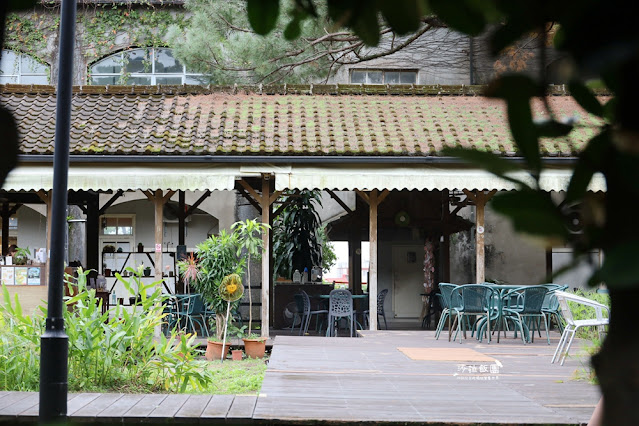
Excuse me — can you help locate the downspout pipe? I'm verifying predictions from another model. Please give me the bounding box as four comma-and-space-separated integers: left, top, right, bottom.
39, 0, 76, 422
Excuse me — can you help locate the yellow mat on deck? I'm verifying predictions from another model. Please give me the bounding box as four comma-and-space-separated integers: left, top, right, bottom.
397, 347, 496, 362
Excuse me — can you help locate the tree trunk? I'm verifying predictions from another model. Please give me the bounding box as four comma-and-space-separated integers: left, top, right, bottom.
215, 312, 225, 340
591, 287, 639, 425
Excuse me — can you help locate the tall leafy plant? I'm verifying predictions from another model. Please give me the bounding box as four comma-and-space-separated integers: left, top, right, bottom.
179, 230, 245, 339
232, 219, 270, 336
273, 190, 324, 280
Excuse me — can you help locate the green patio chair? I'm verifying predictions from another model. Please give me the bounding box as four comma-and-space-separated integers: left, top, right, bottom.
541, 284, 568, 334
434, 283, 460, 341
451, 284, 498, 344
502, 285, 551, 344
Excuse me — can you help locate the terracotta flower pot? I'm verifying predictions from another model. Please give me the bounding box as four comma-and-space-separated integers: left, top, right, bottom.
205, 340, 230, 361
231, 349, 244, 361
242, 338, 266, 359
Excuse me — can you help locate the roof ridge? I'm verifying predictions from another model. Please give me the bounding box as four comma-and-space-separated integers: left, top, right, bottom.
0, 83, 606, 97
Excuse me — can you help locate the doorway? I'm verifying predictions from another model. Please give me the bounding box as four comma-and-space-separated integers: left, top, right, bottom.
392, 245, 425, 318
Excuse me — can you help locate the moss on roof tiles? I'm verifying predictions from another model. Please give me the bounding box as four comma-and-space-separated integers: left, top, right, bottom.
0, 84, 608, 157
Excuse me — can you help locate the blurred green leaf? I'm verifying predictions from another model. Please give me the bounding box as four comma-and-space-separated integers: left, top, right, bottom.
8, 0, 38, 11
486, 75, 541, 176
429, 0, 485, 35
379, 0, 422, 35
535, 119, 574, 138
0, 108, 19, 190
568, 80, 605, 118
283, 16, 302, 39
565, 130, 610, 204
247, 0, 280, 35
350, 3, 381, 46
442, 147, 529, 187
591, 241, 639, 289
491, 190, 568, 238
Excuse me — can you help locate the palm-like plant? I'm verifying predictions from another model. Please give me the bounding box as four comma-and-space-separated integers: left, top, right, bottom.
178, 230, 245, 339
273, 191, 324, 280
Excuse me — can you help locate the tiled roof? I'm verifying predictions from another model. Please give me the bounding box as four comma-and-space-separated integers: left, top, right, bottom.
0, 84, 607, 158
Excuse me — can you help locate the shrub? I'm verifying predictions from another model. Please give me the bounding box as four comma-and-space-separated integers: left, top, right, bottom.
0, 268, 212, 393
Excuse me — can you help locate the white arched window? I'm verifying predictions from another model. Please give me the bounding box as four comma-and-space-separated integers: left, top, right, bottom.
89, 47, 205, 85
0, 50, 49, 84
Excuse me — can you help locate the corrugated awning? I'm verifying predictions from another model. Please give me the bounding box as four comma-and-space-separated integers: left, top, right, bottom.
4, 162, 606, 193
3, 163, 240, 192
274, 165, 606, 192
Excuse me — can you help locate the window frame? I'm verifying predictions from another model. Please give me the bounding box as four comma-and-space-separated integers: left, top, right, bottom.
89, 47, 205, 86
349, 69, 418, 85
0, 50, 50, 84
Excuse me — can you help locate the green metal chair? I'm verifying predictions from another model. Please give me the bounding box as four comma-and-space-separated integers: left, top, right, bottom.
451, 284, 498, 344
541, 284, 568, 334
502, 285, 551, 344
434, 283, 460, 341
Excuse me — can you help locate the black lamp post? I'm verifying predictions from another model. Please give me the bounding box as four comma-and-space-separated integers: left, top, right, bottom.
39, 0, 77, 422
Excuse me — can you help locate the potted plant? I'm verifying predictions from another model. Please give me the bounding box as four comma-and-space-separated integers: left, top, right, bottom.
144, 266, 152, 277
242, 332, 267, 359
205, 336, 230, 361
178, 230, 245, 341
12, 246, 31, 265
102, 245, 116, 253
137, 242, 144, 253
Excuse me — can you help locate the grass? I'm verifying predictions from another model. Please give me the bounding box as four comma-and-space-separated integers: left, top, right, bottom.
201, 357, 267, 394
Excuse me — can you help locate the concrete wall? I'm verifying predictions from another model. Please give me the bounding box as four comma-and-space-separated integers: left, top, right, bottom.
449, 198, 546, 286
328, 28, 471, 85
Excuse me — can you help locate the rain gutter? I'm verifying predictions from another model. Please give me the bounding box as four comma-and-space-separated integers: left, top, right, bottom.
19, 154, 579, 166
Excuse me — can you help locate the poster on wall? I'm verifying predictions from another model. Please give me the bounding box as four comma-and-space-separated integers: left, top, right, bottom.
15, 267, 28, 286
2, 267, 15, 285
27, 267, 41, 285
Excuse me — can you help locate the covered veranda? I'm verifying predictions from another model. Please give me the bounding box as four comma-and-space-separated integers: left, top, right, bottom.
0, 84, 606, 337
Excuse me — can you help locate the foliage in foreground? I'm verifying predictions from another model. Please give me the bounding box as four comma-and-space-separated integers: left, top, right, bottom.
0, 268, 211, 393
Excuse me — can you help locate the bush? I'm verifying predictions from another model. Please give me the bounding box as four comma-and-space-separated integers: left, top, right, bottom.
0, 268, 212, 393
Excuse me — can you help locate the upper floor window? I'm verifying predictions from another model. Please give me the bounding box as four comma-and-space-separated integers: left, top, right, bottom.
350, 69, 417, 85
89, 47, 206, 85
0, 50, 49, 84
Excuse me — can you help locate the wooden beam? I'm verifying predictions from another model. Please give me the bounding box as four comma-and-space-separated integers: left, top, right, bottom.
463, 189, 496, 283
260, 176, 271, 338
239, 179, 263, 205
236, 183, 262, 213
327, 189, 353, 214
98, 189, 124, 215
184, 190, 212, 218
368, 190, 379, 330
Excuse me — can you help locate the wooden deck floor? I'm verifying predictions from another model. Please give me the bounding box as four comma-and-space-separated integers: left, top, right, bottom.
0, 330, 600, 425
255, 330, 600, 425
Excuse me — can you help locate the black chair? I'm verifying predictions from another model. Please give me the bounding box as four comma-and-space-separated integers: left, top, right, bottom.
300, 291, 328, 335
363, 288, 389, 330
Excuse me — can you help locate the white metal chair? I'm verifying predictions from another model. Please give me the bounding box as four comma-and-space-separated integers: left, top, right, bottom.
551, 290, 609, 365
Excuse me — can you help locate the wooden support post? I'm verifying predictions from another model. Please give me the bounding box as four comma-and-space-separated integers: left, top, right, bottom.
261, 176, 271, 338
142, 190, 175, 287
348, 223, 362, 295
85, 193, 100, 278
463, 189, 496, 283
178, 191, 186, 246
357, 189, 389, 331
37, 190, 53, 284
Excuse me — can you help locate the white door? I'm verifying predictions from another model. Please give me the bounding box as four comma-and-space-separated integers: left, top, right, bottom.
392, 245, 425, 318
